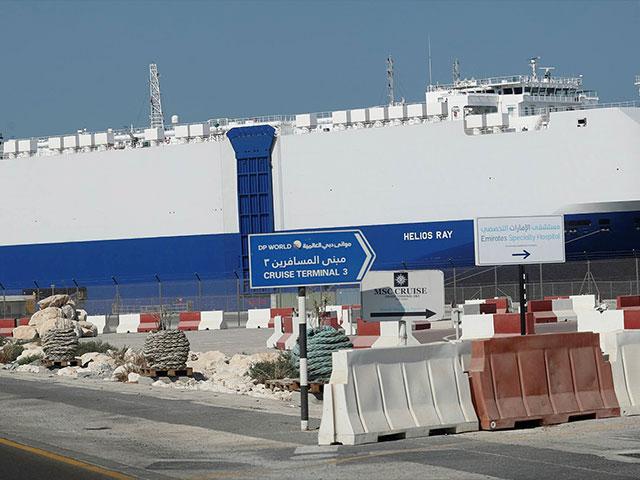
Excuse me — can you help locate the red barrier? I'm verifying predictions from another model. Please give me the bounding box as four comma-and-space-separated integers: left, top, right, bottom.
137, 313, 160, 333
270, 307, 294, 329
275, 316, 294, 350
479, 303, 498, 314
485, 297, 509, 313
624, 310, 640, 329
469, 332, 619, 430
493, 313, 535, 335
178, 312, 201, 331
0, 319, 15, 338
527, 300, 557, 323
350, 319, 381, 349
18, 317, 29, 326
544, 295, 569, 300
617, 295, 640, 310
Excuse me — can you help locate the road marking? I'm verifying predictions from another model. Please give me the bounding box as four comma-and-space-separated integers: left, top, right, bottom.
0, 437, 133, 480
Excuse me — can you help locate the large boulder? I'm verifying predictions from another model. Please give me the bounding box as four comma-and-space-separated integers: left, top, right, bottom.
29, 307, 63, 328
80, 352, 116, 370
75, 309, 88, 322
77, 321, 98, 338
37, 294, 70, 309
15, 346, 43, 363
12, 325, 38, 341
35, 317, 73, 337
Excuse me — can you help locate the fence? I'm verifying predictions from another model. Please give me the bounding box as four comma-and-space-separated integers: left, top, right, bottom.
2, 257, 638, 318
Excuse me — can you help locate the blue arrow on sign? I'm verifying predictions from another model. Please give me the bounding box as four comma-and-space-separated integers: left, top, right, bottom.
511, 249, 531, 260
248, 230, 376, 289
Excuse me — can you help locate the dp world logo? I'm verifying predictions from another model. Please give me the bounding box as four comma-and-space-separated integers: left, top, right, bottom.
394, 272, 409, 287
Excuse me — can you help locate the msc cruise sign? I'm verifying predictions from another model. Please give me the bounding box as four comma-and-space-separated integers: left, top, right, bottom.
474, 215, 566, 266
248, 230, 376, 288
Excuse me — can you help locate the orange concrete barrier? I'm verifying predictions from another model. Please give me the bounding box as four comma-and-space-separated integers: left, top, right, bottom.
137, 313, 160, 333
469, 332, 619, 430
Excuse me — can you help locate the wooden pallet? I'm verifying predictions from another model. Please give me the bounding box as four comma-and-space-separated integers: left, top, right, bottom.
42, 358, 80, 368
141, 367, 193, 378
265, 378, 325, 394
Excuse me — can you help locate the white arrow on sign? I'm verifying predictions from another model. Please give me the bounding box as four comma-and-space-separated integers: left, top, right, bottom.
354, 232, 376, 281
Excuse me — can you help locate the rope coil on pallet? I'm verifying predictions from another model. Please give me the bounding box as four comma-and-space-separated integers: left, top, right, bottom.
292, 326, 353, 382
42, 326, 79, 361
143, 329, 191, 370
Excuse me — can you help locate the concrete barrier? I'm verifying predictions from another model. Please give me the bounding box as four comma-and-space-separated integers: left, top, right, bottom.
178, 312, 201, 331
266, 315, 284, 349
570, 294, 596, 311
137, 313, 160, 333
199, 311, 227, 330
87, 315, 107, 334
577, 310, 640, 337
0, 319, 15, 337
617, 295, 640, 311
551, 298, 577, 322
460, 313, 534, 340
246, 308, 271, 329
469, 332, 619, 430
600, 330, 640, 416
318, 341, 478, 445
351, 319, 420, 348
116, 314, 140, 334
527, 300, 557, 323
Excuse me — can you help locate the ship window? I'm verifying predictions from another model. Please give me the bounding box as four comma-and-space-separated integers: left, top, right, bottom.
514, 87, 523, 94
577, 118, 587, 127
503, 88, 513, 95
525, 87, 531, 93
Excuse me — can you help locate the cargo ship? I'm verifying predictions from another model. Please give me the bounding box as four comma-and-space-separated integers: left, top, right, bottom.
0, 58, 638, 290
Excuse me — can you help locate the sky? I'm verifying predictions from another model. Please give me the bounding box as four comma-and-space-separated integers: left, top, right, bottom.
1, 0, 638, 139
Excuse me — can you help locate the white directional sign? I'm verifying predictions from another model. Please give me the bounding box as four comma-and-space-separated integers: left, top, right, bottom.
361, 270, 445, 322
474, 215, 565, 266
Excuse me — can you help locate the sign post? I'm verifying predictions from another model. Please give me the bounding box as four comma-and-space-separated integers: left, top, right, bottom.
248, 229, 375, 431
474, 215, 565, 335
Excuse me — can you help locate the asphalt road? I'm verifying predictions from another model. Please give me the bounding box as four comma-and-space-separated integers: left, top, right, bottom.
2, 372, 640, 480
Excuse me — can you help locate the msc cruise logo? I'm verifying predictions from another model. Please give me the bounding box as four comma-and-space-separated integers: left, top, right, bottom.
394, 272, 409, 287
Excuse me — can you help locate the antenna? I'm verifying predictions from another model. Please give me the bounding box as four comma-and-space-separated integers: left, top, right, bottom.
529, 56, 540, 81
539, 66, 555, 81
149, 63, 165, 129
428, 35, 433, 86
386, 55, 395, 106
452, 58, 460, 84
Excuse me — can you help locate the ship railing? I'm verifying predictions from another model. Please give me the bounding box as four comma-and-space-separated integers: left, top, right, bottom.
429, 74, 583, 92
525, 100, 639, 116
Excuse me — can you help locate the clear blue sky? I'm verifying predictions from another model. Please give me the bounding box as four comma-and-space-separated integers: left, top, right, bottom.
1, 0, 638, 139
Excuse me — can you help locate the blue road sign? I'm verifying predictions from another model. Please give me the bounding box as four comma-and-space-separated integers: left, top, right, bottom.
248, 230, 376, 289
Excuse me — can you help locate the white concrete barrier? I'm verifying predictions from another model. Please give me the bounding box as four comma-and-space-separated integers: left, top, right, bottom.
577, 310, 625, 335
460, 314, 494, 340
551, 298, 577, 322
199, 311, 226, 330
318, 342, 478, 445
266, 315, 283, 349
246, 308, 271, 329
116, 314, 140, 333
600, 330, 640, 416
570, 294, 596, 311
284, 315, 303, 350
87, 315, 106, 334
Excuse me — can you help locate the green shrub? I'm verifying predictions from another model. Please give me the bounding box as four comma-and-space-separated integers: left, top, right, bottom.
16, 354, 43, 365
75, 340, 117, 356
0, 336, 6, 347
247, 352, 298, 384
0, 344, 24, 363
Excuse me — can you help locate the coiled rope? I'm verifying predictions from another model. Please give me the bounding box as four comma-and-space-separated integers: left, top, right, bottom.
142, 329, 191, 369
291, 326, 353, 382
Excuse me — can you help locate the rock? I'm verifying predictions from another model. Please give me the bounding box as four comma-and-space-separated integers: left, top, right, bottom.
22, 342, 41, 351
37, 294, 70, 309
12, 325, 38, 341
137, 375, 154, 385
65, 299, 76, 308
127, 372, 141, 383
29, 307, 63, 328
75, 309, 87, 322
111, 365, 128, 380
187, 350, 228, 375
152, 379, 171, 387
35, 316, 73, 337
61, 304, 76, 320
76, 368, 93, 378
83, 353, 116, 371
77, 321, 98, 338
16, 347, 43, 363
57, 366, 79, 378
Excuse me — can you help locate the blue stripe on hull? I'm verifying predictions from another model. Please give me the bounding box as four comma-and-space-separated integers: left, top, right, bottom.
0, 210, 637, 288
